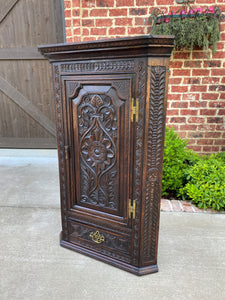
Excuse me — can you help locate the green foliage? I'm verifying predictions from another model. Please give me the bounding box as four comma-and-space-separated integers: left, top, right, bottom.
162, 127, 198, 198
162, 126, 225, 211
151, 15, 220, 53
182, 157, 225, 211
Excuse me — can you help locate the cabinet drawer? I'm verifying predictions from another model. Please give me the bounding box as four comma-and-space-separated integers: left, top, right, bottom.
68, 220, 131, 261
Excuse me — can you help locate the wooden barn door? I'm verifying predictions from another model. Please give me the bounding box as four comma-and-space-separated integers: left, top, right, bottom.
0, 0, 65, 148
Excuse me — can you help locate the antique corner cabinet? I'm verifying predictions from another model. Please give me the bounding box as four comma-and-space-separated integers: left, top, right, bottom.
39, 35, 174, 276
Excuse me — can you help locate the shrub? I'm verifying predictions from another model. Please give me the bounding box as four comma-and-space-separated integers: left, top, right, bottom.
182, 156, 225, 211
162, 127, 199, 198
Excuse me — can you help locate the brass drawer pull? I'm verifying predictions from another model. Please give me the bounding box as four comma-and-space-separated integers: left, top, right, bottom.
89, 231, 105, 244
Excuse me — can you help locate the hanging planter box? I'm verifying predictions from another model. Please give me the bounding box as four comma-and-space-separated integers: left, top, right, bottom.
150, 6, 223, 53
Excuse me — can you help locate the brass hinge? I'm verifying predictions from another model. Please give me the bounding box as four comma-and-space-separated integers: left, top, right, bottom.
128, 199, 136, 219
131, 98, 139, 122
64, 145, 70, 160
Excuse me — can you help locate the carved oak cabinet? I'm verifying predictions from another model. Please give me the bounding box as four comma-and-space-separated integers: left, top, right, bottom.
39, 35, 174, 275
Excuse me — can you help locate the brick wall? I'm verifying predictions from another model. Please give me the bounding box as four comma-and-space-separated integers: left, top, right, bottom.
64, 0, 225, 154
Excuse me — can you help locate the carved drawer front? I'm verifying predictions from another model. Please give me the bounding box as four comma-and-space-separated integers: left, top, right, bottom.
68, 220, 131, 261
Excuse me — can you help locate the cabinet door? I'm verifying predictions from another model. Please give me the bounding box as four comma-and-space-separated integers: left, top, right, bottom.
61, 75, 135, 262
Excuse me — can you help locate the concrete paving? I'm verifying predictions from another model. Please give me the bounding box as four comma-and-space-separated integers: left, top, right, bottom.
0, 149, 225, 300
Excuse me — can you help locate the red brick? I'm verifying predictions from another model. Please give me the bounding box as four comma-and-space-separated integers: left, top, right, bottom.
202, 146, 212, 152
173, 70, 191, 77
109, 8, 127, 16
96, 19, 113, 26
192, 51, 209, 59
198, 124, 216, 131
66, 37, 73, 43
202, 77, 220, 85
197, 139, 214, 145
135, 17, 150, 25
83, 37, 96, 41
82, 28, 89, 35
189, 146, 202, 152
220, 93, 225, 100
178, 132, 187, 138
82, 19, 94, 26
73, 19, 80, 26
212, 51, 225, 59
72, 9, 80, 16
192, 69, 210, 76
65, 19, 72, 27
171, 86, 189, 93
180, 124, 198, 130
171, 200, 182, 211
184, 61, 202, 68
109, 27, 126, 35
203, 60, 221, 68
218, 109, 225, 115
167, 109, 179, 116
169, 78, 182, 85
64, 1, 71, 8
187, 139, 196, 145
167, 94, 181, 101
209, 101, 225, 108
207, 117, 224, 123
169, 61, 183, 68
190, 85, 207, 92
96, 0, 114, 7
188, 117, 205, 124
182, 93, 200, 101
212, 146, 220, 152
171, 101, 188, 108
128, 27, 145, 34
73, 28, 80, 35
161, 199, 172, 212
209, 85, 225, 92
180, 201, 194, 212
115, 18, 133, 26
116, 0, 134, 6
183, 78, 200, 85
189, 101, 207, 108
64, 10, 72, 18
214, 139, 225, 145
66, 28, 72, 36
82, 0, 95, 7
90, 28, 107, 35
72, 0, 80, 6
187, 132, 203, 138
172, 52, 191, 60
216, 125, 225, 131
200, 109, 217, 116
129, 8, 148, 15
202, 93, 219, 100
169, 117, 186, 123
205, 132, 222, 138
211, 69, 225, 76
82, 9, 89, 17
90, 9, 108, 17
137, 0, 154, 5
180, 109, 198, 116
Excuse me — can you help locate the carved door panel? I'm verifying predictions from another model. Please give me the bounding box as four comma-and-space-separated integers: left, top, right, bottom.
62, 75, 135, 262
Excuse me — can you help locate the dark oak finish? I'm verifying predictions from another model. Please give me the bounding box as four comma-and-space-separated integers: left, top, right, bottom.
0, 0, 65, 148
39, 35, 174, 275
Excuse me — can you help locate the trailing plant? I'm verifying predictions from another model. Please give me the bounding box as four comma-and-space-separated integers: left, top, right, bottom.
162, 126, 199, 198
150, 6, 223, 53
181, 156, 225, 211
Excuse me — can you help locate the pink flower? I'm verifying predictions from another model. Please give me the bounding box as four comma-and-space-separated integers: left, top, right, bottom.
165, 18, 169, 23
208, 6, 215, 13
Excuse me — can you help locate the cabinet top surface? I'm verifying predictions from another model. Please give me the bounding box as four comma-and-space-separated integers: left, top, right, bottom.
38, 35, 174, 62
